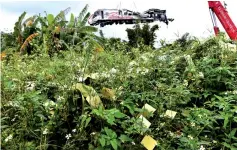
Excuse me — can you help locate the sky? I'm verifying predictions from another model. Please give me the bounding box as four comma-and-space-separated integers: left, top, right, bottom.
1, 0, 237, 46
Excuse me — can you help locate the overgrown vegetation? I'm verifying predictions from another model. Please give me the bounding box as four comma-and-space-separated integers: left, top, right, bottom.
1, 4, 237, 150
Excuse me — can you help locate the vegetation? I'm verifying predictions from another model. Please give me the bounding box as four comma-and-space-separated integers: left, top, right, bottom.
126, 23, 159, 48
1, 4, 237, 150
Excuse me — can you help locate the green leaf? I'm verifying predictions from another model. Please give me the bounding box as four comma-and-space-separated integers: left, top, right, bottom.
36, 114, 46, 120
68, 13, 75, 27
224, 114, 229, 129
107, 117, 116, 125
47, 14, 54, 26
99, 138, 106, 147
119, 134, 132, 143
110, 139, 118, 150
223, 142, 232, 148
104, 127, 112, 136
230, 128, 237, 138
1, 125, 9, 129
85, 117, 91, 127
77, 4, 88, 25
114, 110, 126, 118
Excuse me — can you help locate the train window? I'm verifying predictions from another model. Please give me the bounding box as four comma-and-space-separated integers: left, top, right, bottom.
93, 11, 99, 18
124, 12, 127, 15
119, 10, 122, 15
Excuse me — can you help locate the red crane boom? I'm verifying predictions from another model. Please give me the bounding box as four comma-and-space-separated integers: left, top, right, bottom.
208, 1, 237, 40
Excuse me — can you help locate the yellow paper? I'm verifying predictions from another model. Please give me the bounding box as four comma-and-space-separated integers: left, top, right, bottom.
141, 135, 157, 150
141, 103, 156, 117
164, 110, 177, 119
139, 115, 151, 129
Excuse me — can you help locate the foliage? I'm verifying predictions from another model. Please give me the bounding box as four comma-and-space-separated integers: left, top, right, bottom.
126, 23, 159, 48
1, 6, 237, 150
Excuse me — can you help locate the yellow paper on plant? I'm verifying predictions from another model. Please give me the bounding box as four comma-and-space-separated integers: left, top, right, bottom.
141, 135, 157, 150
164, 110, 177, 119
139, 115, 151, 129
140, 103, 156, 117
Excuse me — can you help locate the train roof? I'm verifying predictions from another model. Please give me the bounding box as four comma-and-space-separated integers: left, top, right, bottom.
94, 8, 134, 12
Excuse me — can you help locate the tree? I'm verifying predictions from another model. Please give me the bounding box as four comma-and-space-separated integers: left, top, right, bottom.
126, 23, 159, 48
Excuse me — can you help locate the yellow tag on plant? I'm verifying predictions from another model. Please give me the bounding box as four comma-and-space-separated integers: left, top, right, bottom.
139, 115, 151, 129
141, 135, 157, 150
164, 110, 177, 119
140, 103, 156, 117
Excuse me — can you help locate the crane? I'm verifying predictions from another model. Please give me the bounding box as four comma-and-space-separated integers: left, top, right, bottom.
208, 1, 237, 41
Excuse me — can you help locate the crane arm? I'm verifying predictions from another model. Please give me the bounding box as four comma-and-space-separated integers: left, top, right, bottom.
208, 1, 237, 40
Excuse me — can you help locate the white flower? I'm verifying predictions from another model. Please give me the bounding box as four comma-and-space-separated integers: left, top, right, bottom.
136, 68, 142, 74
44, 100, 56, 108
72, 129, 76, 133
141, 68, 149, 75
199, 72, 204, 78
199, 145, 205, 150
90, 73, 99, 79
131, 142, 136, 145
110, 68, 117, 74
183, 80, 188, 87
232, 90, 237, 94
12, 78, 19, 82
7, 101, 19, 107
65, 134, 72, 140
43, 128, 48, 135
5, 134, 13, 142
191, 122, 196, 127
101, 72, 110, 78
169, 131, 175, 137
188, 135, 193, 140
212, 140, 217, 143
78, 77, 85, 82
57, 96, 64, 101
25, 81, 35, 91
11, 118, 16, 122
128, 61, 137, 67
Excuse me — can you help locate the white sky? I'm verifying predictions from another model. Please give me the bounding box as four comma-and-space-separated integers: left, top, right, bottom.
1, 0, 237, 45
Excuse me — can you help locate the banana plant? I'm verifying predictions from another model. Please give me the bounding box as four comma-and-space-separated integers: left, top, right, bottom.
13, 12, 27, 45
13, 12, 41, 53
36, 7, 71, 56
63, 4, 98, 46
